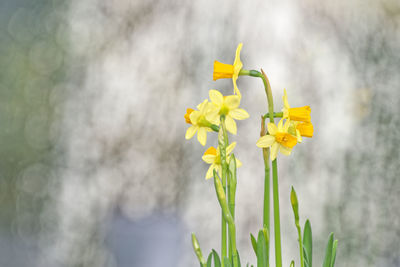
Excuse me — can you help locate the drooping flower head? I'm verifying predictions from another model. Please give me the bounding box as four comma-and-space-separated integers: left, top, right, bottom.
185, 99, 219, 146
213, 43, 243, 97
209, 89, 249, 135
202, 142, 242, 179
256, 119, 298, 161
282, 89, 313, 139
282, 89, 311, 122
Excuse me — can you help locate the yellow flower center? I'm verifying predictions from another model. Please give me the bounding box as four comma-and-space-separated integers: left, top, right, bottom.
204, 146, 217, 156
275, 132, 297, 148
184, 108, 194, 124
213, 61, 234, 81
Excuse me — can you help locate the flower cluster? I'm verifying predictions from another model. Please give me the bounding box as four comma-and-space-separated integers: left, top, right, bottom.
256, 89, 314, 160
185, 43, 249, 179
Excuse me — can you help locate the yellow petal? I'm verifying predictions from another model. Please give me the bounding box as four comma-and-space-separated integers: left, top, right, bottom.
235, 158, 242, 168
277, 118, 284, 131
225, 116, 237, 135
283, 119, 290, 132
267, 123, 278, 135
202, 154, 216, 164
270, 142, 279, 161
226, 142, 237, 155
256, 135, 276, 148
205, 165, 215, 179
279, 145, 292, 156
283, 89, 290, 109
185, 125, 197, 139
206, 110, 220, 125
197, 127, 207, 146
232, 43, 243, 97
196, 99, 208, 112
209, 89, 224, 106
296, 129, 303, 143
224, 95, 240, 110
190, 110, 201, 124
229, 108, 249, 120
213, 61, 234, 81
233, 78, 241, 98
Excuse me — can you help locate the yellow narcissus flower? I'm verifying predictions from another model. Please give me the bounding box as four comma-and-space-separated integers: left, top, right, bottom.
209, 89, 249, 135
256, 119, 298, 160
202, 142, 242, 179
282, 89, 311, 123
185, 99, 219, 146
213, 43, 243, 97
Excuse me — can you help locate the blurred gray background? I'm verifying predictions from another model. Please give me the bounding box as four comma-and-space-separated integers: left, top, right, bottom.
0, 0, 399, 266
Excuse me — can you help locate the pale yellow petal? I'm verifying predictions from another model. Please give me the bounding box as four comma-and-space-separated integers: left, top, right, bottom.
197, 99, 208, 112
279, 145, 292, 156
202, 154, 216, 164
190, 110, 201, 124
283, 119, 290, 132
233, 78, 241, 98
226, 142, 237, 155
283, 89, 290, 109
270, 142, 279, 161
277, 118, 284, 131
209, 89, 224, 106
232, 43, 243, 97
267, 123, 278, 135
235, 158, 242, 168
256, 135, 275, 148
206, 110, 220, 125
185, 125, 197, 139
197, 127, 207, 146
205, 165, 215, 180
296, 129, 302, 143
229, 108, 249, 120
225, 116, 237, 135
224, 95, 240, 110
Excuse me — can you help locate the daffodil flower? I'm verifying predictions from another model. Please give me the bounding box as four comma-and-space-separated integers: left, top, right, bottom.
209, 89, 249, 135
185, 99, 219, 146
282, 89, 311, 123
202, 142, 242, 179
213, 43, 243, 97
256, 119, 298, 160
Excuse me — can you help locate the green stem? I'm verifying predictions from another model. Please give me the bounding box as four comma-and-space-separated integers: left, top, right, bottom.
263, 112, 283, 119
213, 171, 239, 267
219, 116, 229, 262
261, 117, 270, 267
272, 159, 282, 267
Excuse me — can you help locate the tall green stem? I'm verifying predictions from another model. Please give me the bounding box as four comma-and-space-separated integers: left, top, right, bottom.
218, 116, 229, 262
261, 117, 270, 267
272, 159, 282, 267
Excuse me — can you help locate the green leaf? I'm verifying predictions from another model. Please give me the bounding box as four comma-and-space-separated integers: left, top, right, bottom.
303, 248, 309, 267
237, 250, 241, 267
290, 260, 295, 267
303, 220, 312, 267
207, 252, 213, 267
250, 233, 257, 255
331, 240, 338, 267
212, 249, 221, 267
322, 233, 334, 267
224, 256, 232, 267
257, 230, 268, 267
